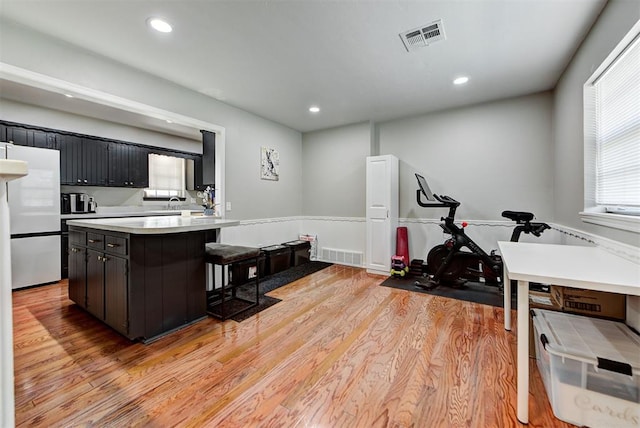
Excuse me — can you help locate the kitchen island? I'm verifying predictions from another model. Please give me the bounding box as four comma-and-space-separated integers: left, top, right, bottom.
66, 216, 239, 342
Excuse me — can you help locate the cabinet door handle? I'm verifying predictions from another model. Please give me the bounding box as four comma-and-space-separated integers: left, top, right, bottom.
102, 256, 109, 263
107, 243, 119, 248
77, 179, 81, 183
83, 179, 88, 183
97, 255, 103, 261
130, 182, 134, 186
88, 239, 102, 243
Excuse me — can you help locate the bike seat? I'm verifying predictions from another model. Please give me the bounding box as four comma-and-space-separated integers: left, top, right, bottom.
501, 210, 534, 222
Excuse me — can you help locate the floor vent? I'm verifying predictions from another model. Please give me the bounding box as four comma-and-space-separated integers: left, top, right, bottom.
400, 19, 446, 52
321, 248, 364, 267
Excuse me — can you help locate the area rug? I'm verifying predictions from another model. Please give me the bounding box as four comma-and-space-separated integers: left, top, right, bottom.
380, 276, 516, 309
231, 261, 333, 321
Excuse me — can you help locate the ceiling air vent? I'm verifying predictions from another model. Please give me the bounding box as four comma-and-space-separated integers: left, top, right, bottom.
400, 19, 446, 52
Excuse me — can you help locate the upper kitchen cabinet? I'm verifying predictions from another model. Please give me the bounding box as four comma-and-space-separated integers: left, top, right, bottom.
187, 130, 215, 191
59, 135, 109, 186
107, 142, 149, 188
201, 130, 215, 186
2, 124, 57, 149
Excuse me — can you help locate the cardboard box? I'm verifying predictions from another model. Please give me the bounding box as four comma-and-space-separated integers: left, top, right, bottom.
550, 286, 626, 321
529, 290, 561, 358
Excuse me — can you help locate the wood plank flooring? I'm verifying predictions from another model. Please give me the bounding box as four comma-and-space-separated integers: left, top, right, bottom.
12, 265, 571, 427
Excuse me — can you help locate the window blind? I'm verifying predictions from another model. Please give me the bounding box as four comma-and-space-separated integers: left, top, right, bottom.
594, 34, 640, 207
147, 153, 185, 197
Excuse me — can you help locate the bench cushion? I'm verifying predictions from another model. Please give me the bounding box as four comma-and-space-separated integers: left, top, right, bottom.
205, 243, 260, 265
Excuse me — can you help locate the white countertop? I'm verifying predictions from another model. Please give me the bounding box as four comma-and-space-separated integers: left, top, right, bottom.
67, 215, 240, 234
61, 209, 203, 220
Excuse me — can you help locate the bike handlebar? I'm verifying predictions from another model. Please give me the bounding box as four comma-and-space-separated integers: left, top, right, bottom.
416, 189, 460, 208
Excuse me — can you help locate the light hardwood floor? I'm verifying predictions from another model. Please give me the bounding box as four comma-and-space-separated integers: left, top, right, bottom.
12, 265, 571, 427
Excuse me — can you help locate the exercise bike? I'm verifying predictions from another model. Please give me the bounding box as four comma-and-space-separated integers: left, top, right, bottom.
414, 173, 550, 289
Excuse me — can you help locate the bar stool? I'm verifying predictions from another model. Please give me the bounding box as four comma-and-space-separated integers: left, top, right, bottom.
205, 243, 260, 320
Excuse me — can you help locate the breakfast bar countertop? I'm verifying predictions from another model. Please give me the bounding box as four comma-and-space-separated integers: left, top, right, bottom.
66, 215, 240, 234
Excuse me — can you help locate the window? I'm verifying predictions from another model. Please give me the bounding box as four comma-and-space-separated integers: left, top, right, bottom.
144, 153, 186, 199
582, 22, 640, 232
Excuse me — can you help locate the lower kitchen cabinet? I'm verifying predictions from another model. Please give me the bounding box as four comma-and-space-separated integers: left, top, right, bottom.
67, 226, 207, 342
67, 243, 86, 307
86, 249, 106, 320
104, 254, 128, 336
69, 230, 129, 335
85, 248, 126, 322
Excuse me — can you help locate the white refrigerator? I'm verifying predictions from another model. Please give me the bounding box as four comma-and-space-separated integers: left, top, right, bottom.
1, 143, 61, 289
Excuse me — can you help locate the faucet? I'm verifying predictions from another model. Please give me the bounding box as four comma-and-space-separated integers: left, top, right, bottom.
167, 196, 181, 210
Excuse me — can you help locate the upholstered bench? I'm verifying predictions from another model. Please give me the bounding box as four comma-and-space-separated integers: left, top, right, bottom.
205, 243, 260, 320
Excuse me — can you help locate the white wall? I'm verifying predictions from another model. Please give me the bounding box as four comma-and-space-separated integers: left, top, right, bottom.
0, 19, 302, 221
553, 0, 640, 247
292, 93, 555, 263
301, 122, 370, 217
378, 92, 554, 223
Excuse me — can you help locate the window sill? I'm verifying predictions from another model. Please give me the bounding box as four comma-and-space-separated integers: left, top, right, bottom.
580, 211, 640, 234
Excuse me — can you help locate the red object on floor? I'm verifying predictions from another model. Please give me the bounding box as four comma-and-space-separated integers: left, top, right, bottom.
396, 226, 409, 263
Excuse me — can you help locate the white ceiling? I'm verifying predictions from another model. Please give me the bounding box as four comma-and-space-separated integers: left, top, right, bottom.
1, 0, 606, 133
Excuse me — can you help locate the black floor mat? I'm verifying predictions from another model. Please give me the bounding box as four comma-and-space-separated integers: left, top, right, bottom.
380, 276, 516, 309
230, 261, 333, 321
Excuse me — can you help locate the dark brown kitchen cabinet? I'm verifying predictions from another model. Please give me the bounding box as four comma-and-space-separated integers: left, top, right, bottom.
59, 135, 109, 186
68, 229, 130, 336
2, 120, 204, 190
3, 125, 57, 149
86, 249, 106, 320
186, 131, 214, 191
108, 142, 149, 188
68, 225, 207, 342
67, 241, 86, 306
201, 130, 215, 186
104, 255, 128, 336
85, 247, 128, 330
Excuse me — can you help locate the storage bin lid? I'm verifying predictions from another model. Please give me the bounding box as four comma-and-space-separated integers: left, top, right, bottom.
532, 309, 640, 372
261, 244, 287, 252
282, 240, 311, 247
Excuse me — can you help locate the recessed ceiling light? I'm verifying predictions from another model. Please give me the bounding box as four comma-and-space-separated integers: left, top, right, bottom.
64, 94, 74, 98
148, 18, 172, 33
309, 106, 320, 113
453, 76, 469, 85
165, 119, 173, 124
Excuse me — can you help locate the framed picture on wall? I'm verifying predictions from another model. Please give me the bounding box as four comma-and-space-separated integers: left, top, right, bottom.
261, 146, 279, 181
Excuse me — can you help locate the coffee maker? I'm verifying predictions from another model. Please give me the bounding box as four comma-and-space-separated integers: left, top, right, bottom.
61, 193, 91, 213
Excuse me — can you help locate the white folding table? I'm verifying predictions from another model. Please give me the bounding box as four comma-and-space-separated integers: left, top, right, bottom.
498, 241, 640, 424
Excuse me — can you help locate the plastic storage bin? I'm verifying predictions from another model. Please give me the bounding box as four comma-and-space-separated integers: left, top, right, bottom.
230, 257, 259, 285
282, 240, 311, 267
261, 245, 291, 276
532, 309, 640, 428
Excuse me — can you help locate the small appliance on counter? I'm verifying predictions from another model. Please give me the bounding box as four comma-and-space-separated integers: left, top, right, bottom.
60, 193, 71, 214
61, 192, 93, 214
88, 197, 97, 213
